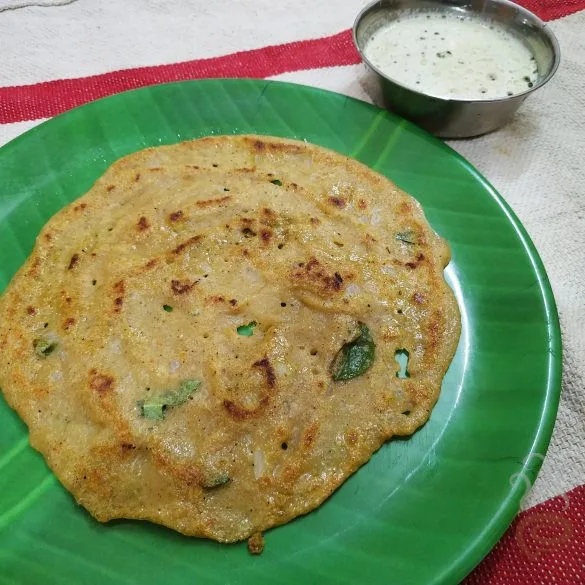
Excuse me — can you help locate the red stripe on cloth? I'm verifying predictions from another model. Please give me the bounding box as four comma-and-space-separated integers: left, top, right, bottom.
0, 29, 360, 124
522, 0, 585, 20
464, 484, 585, 585
0, 0, 583, 125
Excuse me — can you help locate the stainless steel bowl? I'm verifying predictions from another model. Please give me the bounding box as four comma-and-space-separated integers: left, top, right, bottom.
353, 0, 560, 138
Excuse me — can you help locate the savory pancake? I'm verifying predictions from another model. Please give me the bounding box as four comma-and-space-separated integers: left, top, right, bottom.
0, 135, 460, 543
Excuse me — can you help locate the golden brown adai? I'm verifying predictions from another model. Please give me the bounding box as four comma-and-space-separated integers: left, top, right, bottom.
0, 135, 460, 543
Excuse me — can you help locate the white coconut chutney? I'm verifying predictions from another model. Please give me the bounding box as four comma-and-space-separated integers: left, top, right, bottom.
363, 11, 538, 100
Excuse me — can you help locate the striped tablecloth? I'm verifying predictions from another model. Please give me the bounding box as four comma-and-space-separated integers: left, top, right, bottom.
1, 1, 584, 582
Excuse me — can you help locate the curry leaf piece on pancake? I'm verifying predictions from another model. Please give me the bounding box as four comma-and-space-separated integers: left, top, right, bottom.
331, 323, 376, 381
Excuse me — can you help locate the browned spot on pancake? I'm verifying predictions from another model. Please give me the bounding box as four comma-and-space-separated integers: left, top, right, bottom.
229, 299, 238, 306
195, 195, 231, 208
328, 196, 346, 208
250, 138, 302, 154
44, 233, 52, 242
26, 306, 36, 316
413, 292, 425, 304
253, 356, 276, 389
134, 172, 141, 182
248, 533, 265, 555
89, 372, 114, 393
106, 185, 115, 192
223, 397, 269, 420
172, 235, 201, 255
261, 207, 277, 224
137, 216, 150, 231
362, 233, 377, 250
169, 210, 184, 222
242, 248, 250, 257
280, 463, 300, 485
405, 253, 426, 270
64, 317, 76, 330
346, 429, 358, 445
382, 331, 399, 342
310, 217, 320, 226
73, 203, 87, 212
152, 455, 202, 486
358, 199, 368, 210
306, 258, 319, 271
65, 296, 72, 304
241, 227, 256, 238
148, 167, 162, 172
171, 279, 195, 295
27, 258, 41, 278
427, 310, 443, 352
144, 258, 159, 270
121, 443, 136, 450
405, 379, 432, 403
188, 164, 200, 170
260, 229, 272, 244
206, 295, 225, 305
68, 254, 80, 270
398, 201, 412, 214
291, 257, 345, 294
113, 280, 125, 312
303, 423, 319, 448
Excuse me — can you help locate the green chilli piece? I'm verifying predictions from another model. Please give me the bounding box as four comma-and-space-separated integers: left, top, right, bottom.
163, 304, 173, 312
138, 379, 200, 420
270, 179, 282, 186
33, 337, 57, 358
331, 323, 376, 381
201, 473, 231, 489
237, 321, 257, 336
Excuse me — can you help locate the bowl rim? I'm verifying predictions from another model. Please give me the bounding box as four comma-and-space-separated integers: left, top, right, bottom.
352, 0, 561, 104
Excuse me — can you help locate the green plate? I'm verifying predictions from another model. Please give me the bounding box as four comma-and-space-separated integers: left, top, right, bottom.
0, 79, 561, 585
